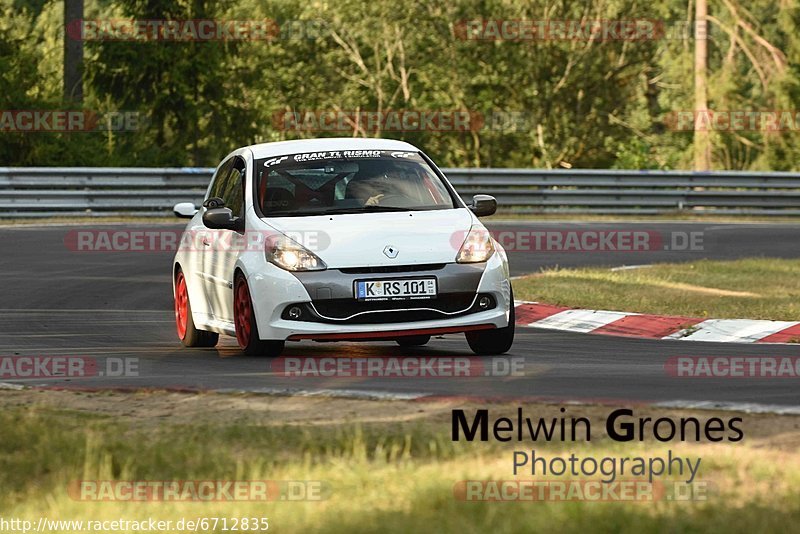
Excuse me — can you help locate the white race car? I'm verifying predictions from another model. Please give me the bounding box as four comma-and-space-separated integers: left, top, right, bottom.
172, 138, 514, 357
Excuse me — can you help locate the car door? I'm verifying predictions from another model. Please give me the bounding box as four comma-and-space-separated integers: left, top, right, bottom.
197, 157, 234, 320
206, 156, 246, 323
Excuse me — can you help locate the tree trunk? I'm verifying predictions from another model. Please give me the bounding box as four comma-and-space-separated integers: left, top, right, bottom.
64, 0, 84, 103
694, 0, 711, 170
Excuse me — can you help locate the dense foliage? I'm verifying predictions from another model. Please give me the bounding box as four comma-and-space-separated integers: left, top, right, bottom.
1, 0, 797, 169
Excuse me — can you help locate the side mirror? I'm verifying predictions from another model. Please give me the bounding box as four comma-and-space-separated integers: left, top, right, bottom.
202, 207, 242, 231
173, 202, 198, 219
469, 194, 497, 217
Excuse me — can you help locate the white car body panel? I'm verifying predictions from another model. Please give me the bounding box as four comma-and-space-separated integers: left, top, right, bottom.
266, 208, 473, 268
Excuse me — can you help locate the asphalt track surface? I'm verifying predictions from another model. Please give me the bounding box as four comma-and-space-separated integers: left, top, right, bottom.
1, 221, 798, 409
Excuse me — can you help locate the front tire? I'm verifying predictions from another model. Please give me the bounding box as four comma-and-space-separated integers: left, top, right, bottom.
175, 269, 218, 348
465, 292, 515, 355
234, 273, 284, 357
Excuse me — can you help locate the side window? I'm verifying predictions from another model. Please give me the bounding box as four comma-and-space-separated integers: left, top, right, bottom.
207, 156, 245, 218
208, 159, 234, 201
222, 157, 245, 218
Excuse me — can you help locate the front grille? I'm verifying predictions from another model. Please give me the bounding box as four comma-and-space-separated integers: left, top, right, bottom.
338, 263, 446, 274
318, 309, 450, 324
314, 293, 474, 318
282, 293, 496, 324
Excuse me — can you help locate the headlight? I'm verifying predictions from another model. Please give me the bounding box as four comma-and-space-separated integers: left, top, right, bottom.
266, 236, 327, 271
456, 226, 495, 263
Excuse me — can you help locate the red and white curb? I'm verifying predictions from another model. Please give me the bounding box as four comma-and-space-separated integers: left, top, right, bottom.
514, 301, 800, 344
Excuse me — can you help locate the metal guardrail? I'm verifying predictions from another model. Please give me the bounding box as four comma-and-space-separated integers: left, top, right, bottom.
2, 167, 800, 217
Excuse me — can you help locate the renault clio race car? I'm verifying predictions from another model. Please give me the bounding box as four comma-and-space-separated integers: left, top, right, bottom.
172, 138, 514, 357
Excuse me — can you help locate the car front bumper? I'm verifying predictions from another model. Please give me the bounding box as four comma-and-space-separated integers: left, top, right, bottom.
244, 252, 512, 341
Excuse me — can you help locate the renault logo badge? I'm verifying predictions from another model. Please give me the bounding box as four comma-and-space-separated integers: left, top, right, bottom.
383, 245, 399, 259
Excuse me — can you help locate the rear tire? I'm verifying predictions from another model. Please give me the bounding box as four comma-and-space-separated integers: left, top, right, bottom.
175, 269, 218, 348
465, 291, 515, 355
234, 273, 284, 357
395, 335, 431, 347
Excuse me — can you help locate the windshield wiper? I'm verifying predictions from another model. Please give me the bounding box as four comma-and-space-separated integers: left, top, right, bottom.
321, 206, 414, 214
265, 209, 334, 217
266, 206, 415, 217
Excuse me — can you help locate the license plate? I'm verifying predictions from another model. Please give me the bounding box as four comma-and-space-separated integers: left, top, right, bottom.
355, 278, 437, 301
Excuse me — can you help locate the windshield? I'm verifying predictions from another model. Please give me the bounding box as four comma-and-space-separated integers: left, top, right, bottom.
254, 150, 456, 217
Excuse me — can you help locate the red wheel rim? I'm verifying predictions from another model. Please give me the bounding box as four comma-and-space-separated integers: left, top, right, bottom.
234, 279, 252, 348
174, 272, 188, 339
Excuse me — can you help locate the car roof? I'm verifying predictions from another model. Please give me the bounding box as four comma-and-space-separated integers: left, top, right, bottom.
245, 138, 420, 159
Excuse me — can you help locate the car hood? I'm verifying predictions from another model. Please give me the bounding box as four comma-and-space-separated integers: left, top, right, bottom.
264, 208, 475, 269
